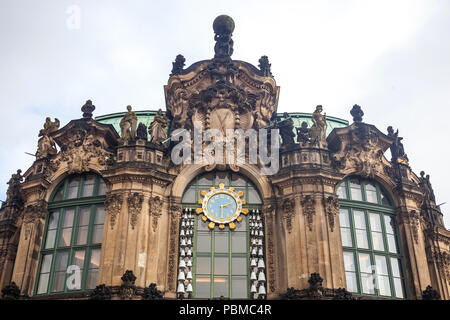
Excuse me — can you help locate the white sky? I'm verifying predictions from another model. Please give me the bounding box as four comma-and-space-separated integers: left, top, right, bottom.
0, 0, 449, 228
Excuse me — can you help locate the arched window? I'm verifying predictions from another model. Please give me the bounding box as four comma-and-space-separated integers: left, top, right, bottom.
337, 177, 407, 299
34, 173, 107, 295
179, 172, 264, 299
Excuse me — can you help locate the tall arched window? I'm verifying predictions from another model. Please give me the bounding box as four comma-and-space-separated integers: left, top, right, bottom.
34, 173, 107, 295
337, 177, 407, 299
179, 172, 264, 299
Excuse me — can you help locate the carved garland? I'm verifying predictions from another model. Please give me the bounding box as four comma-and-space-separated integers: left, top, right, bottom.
323, 195, 340, 232
22, 200, 47, 224
301, 195, 316, 232
127, 193, 144, 230
149, 196, 163, 232
263, 204, 276, 293
433, 250, 450, 283
167, 205, 181, 291
400, 210, 420, 244
282, 198, 295, 233
105, 193, 123, 229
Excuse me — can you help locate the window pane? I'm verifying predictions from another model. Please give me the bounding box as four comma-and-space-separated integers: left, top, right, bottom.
214, 256, 228, 275
345, 272, 358, 293
95, 206, 105, 225
355, 229, 368, 249
92, 225, 104, 244
381, 191, 391, 206
349, 179, 362, 201
231, 174, 246, 186
384, 216, 395, 234
197, 233, 211, 252
197, 218, 210, 231
52, 272, 66, 292
82, 175, 95, 197
48, 211, 59, 229
361, 273, 375, 294
76, 226, 89, 245
343, 252, 356, 271
387, 234, 397, 253
59, 228, 73, 247
53, 185, 64, 201
195, 276, 211, 298
339, 209, 350, 228
234, 216, 246, 231
41, 254, 53, 273
45, 230, 57, 249
365, 183, 378, 203
353, 210, 366, 229
214, 232, 229, 252
73, 250, 85, 268
87, 269, 98, 289
341, 228, 353, 247
231, 232, 247, 252
337, 183, 347, 199
248, 189, 262, 204
213, 276, 228, 298
67, 177, 81, 199
393, 278, 404, 298
63, 209, 75, 227
79, 207, 91, 226
232, 256, 247, 275
89, 249, 101, 269
198, 173, 213, 186
232, 276, 248, 298
377, 275, 391, 296
372, 232, 385, 251
37, 273, 50, 294
196, 256, 211, 274
375, 255, 388, 275
358, 253, 372, 273
390, 258, 401, 278
55, 251, 69, 271
97, 179, 107, 196
182, 187, 196, 203
369, 213, 382, 232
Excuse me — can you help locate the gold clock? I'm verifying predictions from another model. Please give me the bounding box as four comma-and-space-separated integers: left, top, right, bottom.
195, 183, 248, 230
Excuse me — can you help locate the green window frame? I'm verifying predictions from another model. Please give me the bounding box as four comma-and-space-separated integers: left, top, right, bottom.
34, 174, 106, 296
338, 177, 408, 299
181, 172, 262, 299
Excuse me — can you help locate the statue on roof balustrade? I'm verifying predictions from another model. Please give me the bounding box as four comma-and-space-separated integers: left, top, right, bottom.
119, 105, 137, 142
36, 117, 60, 159
309, 105, 327, 148
149, 109, 168, 144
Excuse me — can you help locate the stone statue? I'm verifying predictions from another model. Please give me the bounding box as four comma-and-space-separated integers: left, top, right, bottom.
36, 117, 60, 159
387, 126, 408, 163
149, 109, 168, 144
258, 56, 272, 77
350, 104, 364, 122
5, 169, 23, 206
296, 121, 311, 144
419, 171, 436, 203
119, 105, 137, 142
213, 15, 235, 60
309, 105, 327, 148
170, 54, 186, 76
278, 112, 295, 146
136, 123, 148, 140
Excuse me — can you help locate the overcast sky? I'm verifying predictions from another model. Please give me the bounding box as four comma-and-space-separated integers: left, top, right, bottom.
1, 0, 449, 228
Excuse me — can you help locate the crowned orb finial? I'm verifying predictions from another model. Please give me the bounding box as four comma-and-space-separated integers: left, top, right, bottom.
213, 15, 235, 60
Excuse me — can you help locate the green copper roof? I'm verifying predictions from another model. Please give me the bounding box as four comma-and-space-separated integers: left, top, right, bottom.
95, 110, 349, 140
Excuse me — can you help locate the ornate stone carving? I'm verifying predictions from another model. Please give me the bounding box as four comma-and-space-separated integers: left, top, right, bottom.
310, 105, 327, 148
350, 104, 364, 122
81, 99, 95, 119
23, 200, 47, 224
213, 15, 235, 60
167, 205, 181, 291
149, 196, 163, 232
301, 195, 316, 232
263, 204, 276, 292
149, 109, 168, 144
36, 117, 59, 159
296, 121, 311, 145
324, 195, 340, 232
119, 105, 137, 142
105, 193, 123, 229
1, 282, 20, 300
433, 250, 450, 282
136, 122, 148, 140
387, 126, 408, 164
142, 283, 164, 300
399, 210, 420, 244
128, 193, 143, 230
4, 169, 23, 207
333, 288, 354, 300
258, 55, 272, 76
422, 285, 440, 300
278, 113, 295, 147
120, 270, 137, 300
170, 54, 186, 76
282, 198, 295, 233
89, 284, 111, 300
308, 272, 323, 298
419, 171, 436, 204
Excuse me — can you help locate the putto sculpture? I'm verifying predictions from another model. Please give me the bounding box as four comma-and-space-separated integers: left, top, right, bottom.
296, 121, 311, 145
309, 105, 327, 148
119, 105, 137, 142
4, 169, 23, 207
36, 117, 60, 159
278, 112, 295, 147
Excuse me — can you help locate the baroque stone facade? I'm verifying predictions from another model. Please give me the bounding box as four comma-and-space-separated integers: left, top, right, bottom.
0, 15, 449, 300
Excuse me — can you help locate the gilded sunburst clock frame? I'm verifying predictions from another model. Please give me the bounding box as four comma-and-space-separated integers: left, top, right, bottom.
195, 182, 249, 230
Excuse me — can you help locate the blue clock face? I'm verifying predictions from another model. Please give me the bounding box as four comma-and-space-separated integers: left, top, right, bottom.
206, 193, 237, 221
